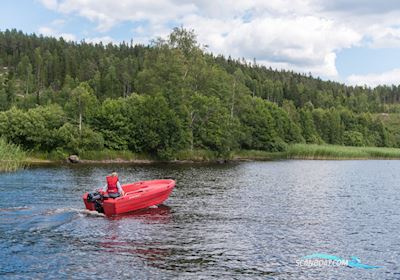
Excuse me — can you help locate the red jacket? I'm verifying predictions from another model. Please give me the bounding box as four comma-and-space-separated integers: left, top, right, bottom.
106, 176, 119, 193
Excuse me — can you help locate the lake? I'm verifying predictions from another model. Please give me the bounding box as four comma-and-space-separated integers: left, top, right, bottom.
0, 160, 398, 279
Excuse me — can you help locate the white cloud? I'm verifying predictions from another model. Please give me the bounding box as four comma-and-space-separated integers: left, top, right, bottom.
366, 24, 400, 48
42, 0, 196, 32
38, 26, 119, 44
39, 0, 58, 10
312, 1, 400, 49
84, 36, 115, 45
38, 26, 76, 41
315, 0, 400, 15
37, 0, 400, 82
183, 15, 360, 77
51, 19, 66, 27
348, 69, 400, 87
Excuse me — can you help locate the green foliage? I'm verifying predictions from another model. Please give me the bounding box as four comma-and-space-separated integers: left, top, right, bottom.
174, 149, 219, 161
299, 108, 322, 144
266, 101, 304, 144
78, 149, 141, 161
128, 94, 185, 159
57, 122, 104, 153
189, 94, 239, 156
0, 105, 66, 151
286, 144, 400, 159
65, 82, 99, 127
0, 138, 27, 172
343, 131, 365, 146
0, 28, 398, 158
90, 98, 130, 150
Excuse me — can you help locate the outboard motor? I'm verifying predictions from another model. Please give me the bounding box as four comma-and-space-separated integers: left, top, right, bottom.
87, 191, 102, 202
87, 191, 104, 213
94, 200, 104, 213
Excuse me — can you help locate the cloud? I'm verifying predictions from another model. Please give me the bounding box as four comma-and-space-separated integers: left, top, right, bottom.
40, 0, 196, 32
38, 26, 76, 41
51, 19, 66, 27
347, 68, 400, 87
316, 0, 400, 15
84, 36, 115, 45
365, 24, 400, 48
37, 0, 400, 81
39, 0, 58, 10
313, 0, 400, 49
183, 15, 361, 77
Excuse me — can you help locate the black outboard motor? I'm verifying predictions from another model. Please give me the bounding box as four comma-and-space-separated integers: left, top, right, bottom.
87, 191, 102, 202
87, 191, 104, 213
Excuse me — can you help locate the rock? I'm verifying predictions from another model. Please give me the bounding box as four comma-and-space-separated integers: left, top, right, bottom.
68, 155, 80, 163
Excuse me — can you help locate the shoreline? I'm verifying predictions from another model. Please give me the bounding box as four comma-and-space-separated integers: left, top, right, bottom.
7, 144, 400, 169
24, 154, 400, 165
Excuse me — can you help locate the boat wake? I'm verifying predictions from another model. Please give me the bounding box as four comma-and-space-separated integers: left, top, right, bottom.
3, 207, 105, 236
45, 207, 105, 217
0, 206, 31, 212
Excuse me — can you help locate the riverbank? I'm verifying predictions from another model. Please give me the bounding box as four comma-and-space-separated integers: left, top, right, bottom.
22, 144, 400, 166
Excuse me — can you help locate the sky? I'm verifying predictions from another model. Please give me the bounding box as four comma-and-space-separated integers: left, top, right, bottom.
2, 0, 400, 87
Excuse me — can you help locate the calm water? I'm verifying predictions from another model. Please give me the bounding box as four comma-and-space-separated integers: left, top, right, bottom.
0, 160, 399, 279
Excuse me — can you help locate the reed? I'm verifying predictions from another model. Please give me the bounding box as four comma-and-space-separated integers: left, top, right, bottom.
78, 149, 144, 161
174, 149, 219, 161
233, 150, 281, 160
0, 138, 27, 172
285, 144, 400, 159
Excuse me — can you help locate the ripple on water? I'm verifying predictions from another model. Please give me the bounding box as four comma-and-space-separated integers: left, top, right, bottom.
0, 161, 396, 279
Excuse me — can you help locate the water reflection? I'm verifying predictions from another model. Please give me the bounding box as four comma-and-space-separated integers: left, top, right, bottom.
99, 238, 171, 263
108, 204, 172, 223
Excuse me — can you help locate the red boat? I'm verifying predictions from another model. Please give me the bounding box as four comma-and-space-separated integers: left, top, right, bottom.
82, 179, 175, 216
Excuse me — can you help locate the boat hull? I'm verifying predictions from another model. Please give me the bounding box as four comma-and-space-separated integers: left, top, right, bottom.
82, 179, 175, 216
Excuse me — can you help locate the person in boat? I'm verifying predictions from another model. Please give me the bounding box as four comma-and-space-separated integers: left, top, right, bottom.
102, 171, 125, 198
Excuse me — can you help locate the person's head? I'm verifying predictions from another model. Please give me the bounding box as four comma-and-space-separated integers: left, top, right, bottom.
111, 171, 118, 177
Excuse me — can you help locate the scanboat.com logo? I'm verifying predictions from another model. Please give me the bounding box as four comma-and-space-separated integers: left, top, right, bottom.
297, 253, 382, 269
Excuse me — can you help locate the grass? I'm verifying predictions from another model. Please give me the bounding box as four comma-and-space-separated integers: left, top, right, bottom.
29, 149, 147, 162
79, 150, 147, 161
233, 149, 282, 160
285, 144, 400, 159
174, 149, 220, 161
22, 144, 400, 166
0, 138, 27, 172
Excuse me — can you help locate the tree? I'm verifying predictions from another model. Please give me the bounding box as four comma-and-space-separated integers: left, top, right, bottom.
189, 93, 239, 155
128, 94, 186, 159
17, 55, 33, 95
57, 122, 104, 153
239, 96, 286, 151
299, 108, 321, 144
343, 131, 365, 146
104, 64, 118, 97
168, 27, 199, 58
4, 74, 16, 109
33, 47, 43, 104
65, 82, 98, 134
90, 98, 130, 150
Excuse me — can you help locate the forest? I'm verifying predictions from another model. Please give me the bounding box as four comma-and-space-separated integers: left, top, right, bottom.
0, 27, 399, 160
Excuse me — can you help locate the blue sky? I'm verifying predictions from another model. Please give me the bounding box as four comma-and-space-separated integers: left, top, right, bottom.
2, 0, 400, 87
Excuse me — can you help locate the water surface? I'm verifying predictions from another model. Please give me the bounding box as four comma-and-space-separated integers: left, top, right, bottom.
0, 161, 398, 279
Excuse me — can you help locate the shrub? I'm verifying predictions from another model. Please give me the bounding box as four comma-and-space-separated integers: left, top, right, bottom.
343, 130, 365, 147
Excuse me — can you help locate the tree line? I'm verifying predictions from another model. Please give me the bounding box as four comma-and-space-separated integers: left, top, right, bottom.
0, 28, 397, 158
